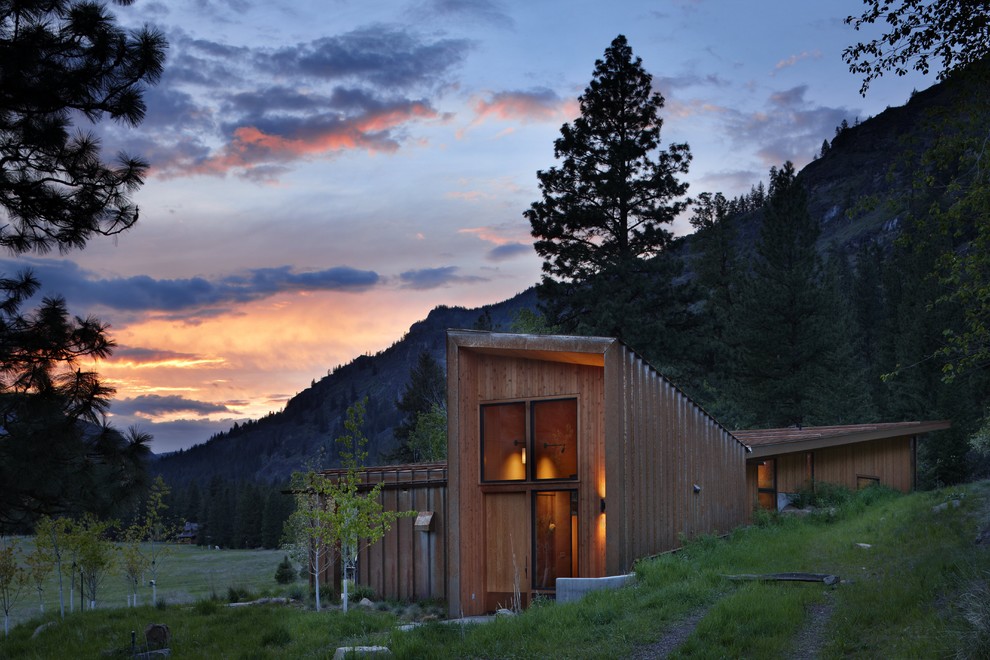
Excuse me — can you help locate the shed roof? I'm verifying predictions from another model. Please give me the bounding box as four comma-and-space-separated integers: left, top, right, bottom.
735, 420, 951, 459
446, 329, 614, 366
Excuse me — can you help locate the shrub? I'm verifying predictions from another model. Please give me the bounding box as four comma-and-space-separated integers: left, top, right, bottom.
274, 555, 297, 584
227, 585, 256, 603
351, 584, 376, 602
794, 481, 852, 509
194, 598, 220, 616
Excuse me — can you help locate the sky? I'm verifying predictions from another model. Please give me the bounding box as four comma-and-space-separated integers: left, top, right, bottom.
12, 0, 935, 453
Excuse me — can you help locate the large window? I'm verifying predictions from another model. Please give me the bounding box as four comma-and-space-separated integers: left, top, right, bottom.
481, 402, 526, 481
532, 399, 578, 480
481, 398, 578, 482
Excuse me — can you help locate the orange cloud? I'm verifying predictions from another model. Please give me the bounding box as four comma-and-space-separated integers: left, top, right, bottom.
469, 91, 578, 129
188, 103, 438, 177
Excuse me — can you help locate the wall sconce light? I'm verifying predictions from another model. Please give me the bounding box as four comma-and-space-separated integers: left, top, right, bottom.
513, 439, 526, 464
544, 442, 565, 454
693, 484, 702, 494
600, 498, 606, 513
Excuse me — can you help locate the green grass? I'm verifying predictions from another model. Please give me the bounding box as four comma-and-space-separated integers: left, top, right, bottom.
3, 482, 989, 658
3, 543, 291, 629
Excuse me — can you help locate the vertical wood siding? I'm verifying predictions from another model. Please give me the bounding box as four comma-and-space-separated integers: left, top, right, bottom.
744, 435, 917, 509
446, 332, 749, 617
321, 464, 447, 602
604, 346, 748, 573
449, 348, 606, 616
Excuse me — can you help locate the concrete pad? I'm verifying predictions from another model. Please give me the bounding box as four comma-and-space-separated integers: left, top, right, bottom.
555, 574, 636, 604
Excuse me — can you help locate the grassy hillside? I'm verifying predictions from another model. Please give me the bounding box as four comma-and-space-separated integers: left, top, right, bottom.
3, 481, 989, 658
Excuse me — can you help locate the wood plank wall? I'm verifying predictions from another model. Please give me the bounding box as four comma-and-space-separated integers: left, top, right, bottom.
605, 346, 748, 573
812, 436, 914, 492
744, 435, 917, 509
320, 463, 447, 602
448, 348, 606, 617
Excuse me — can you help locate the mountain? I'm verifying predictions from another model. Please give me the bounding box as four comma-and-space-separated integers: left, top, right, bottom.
155, 71, 974, 487
154, 289, 538, 485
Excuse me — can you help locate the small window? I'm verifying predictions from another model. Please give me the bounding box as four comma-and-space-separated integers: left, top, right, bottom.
857, 475, 880, 490
756, 459, 776, 510
481, 402, 526, 481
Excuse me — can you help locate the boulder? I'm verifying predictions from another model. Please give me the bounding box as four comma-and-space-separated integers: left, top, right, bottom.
144, 623, 171, 649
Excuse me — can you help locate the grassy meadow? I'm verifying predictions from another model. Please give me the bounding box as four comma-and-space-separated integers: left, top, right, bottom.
2, 481, 989, 658
2, 543, 290, 629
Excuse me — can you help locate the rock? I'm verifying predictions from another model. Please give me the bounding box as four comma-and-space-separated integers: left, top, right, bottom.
358, 597, 375, 609
332, 646, 392, 659
976, 528, 990, 546
144, 623, 171, 649
31, 621, 56, 639
495, 608, 516, 617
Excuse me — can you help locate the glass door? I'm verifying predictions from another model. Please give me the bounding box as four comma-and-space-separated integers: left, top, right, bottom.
533, 490, 578, 590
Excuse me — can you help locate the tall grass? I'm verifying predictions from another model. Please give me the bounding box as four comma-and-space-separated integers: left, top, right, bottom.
2, 482, 988, 658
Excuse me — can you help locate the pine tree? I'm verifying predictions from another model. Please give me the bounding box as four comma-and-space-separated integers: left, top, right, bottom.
727, 163, 870, 428
526, 34, 692, 355
391, 351, 445, 462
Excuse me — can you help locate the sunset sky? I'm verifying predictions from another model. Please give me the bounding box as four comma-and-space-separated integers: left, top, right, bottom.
18, 0, 932, 453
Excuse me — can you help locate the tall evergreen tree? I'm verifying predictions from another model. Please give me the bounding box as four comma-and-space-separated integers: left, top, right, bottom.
727, 163, 871, 428
391, 351, 445, 462
0, 0, 166, 530
526, 34, 692, 356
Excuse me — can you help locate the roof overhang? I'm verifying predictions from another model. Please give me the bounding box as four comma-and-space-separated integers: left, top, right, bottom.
738, 420, 952, 459
447, 329, 614, 367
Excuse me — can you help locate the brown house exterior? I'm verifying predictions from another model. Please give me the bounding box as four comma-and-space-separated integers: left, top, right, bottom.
310, 333, 949, 616
736, 421, 951, 510
446, 330, 749, 617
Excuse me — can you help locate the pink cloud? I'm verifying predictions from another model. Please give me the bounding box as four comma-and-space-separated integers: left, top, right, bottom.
161, 103, 438, 178
468, 90, 578, 130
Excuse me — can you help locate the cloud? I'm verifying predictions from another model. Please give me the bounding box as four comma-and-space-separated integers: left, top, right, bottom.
486, 242, 531, 261
110, 347, 226, 369
98, 27, 468, 180
112, 394, 233, 417
472, 89, 576, 125
398, 266, 487, 289
412, 0, 514, 28
263, 27, 470, 89
1, 259, 381, 313
719, 86, 849, 168
774, 50, 822, 71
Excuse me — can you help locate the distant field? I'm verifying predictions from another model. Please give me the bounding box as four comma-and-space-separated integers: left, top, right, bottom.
3, 542, 291, 628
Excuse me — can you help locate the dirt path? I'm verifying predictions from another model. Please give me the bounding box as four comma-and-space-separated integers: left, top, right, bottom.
628, 607, 709, 659
786, 591, 835, 659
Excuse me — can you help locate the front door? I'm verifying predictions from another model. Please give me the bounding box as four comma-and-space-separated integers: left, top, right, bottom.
484, 492, 529, 611
533, 490, 578, 591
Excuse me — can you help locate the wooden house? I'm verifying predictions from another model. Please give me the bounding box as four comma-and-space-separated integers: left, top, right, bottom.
445, 330, 749, 617
735, 421, 951, 510
310, 332, 950, 616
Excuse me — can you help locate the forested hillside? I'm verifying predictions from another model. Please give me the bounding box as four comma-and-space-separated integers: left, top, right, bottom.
156, 62, 990, 494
